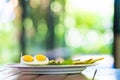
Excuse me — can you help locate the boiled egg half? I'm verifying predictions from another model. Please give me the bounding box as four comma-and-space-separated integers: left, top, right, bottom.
21, 54, 49, 65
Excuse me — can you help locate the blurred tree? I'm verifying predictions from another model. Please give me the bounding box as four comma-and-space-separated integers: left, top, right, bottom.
19, 0, 113, 56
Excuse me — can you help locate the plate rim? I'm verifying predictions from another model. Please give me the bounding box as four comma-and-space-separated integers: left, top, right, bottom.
5, 63, 98, 68
5, 63, 97, 74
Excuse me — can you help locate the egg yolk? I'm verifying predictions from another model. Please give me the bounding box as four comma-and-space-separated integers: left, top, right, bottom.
35, 54, 46, 61
23, 55, 34, 62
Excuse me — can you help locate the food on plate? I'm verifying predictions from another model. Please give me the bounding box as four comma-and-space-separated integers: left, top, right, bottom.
21, 53, 104, 65
22, 55, 34, 62
21, 54, 49, 65
55, 57, 64, 64
73, 57, 104, 64
49, 57, 65, 65
34, 54, 49, 65
21, 55, 34, 64
49, 57, 104, 65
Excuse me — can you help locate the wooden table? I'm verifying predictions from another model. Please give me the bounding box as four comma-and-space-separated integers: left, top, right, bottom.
0, 66, 120, 80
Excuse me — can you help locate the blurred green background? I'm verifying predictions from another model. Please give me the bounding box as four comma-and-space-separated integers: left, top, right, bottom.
0, 0, 114, 64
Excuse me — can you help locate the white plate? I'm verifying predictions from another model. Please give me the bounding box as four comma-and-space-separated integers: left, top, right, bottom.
6, 64, 97, 74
